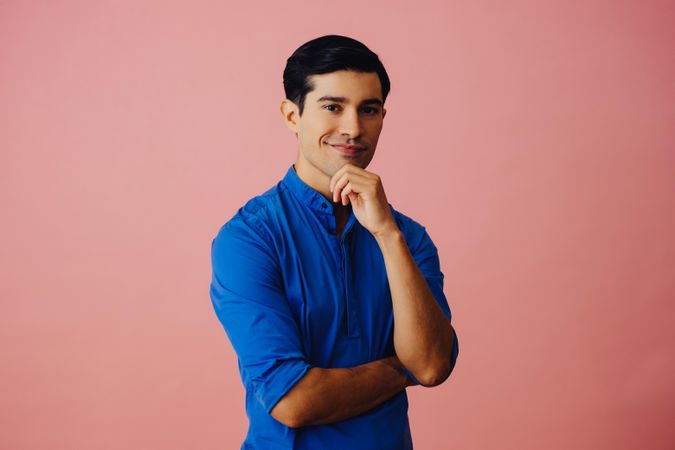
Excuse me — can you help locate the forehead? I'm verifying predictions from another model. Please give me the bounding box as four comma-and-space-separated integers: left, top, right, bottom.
306, 70, 383, 101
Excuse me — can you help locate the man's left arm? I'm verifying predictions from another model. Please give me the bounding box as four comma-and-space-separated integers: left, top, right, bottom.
374, 227, 457, 387
329, 164, 458, 388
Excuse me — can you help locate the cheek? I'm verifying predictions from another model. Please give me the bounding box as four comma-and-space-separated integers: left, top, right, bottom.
370, 121, 384, 133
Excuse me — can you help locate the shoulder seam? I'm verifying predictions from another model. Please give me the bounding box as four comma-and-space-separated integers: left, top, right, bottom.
218, 183, 283, 256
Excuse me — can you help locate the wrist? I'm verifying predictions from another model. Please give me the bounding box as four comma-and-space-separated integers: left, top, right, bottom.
373, 226, 403, 245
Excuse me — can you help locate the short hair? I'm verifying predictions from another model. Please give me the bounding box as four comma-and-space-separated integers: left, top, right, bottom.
283, 35, 391, 116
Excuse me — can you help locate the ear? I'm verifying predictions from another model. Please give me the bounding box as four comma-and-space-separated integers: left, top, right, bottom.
280, 99, 300, 133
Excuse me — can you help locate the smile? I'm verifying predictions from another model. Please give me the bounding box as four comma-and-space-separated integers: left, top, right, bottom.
329, 144, 366, 157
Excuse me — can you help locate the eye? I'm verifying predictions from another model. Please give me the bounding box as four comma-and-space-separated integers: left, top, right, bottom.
323, 104, 380, 115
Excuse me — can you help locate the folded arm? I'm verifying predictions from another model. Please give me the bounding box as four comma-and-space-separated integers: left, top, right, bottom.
374, 225, 458, 387
271, 355, 414, 428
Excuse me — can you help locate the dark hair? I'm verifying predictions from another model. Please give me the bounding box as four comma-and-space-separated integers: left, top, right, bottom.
283, 35, 391, 116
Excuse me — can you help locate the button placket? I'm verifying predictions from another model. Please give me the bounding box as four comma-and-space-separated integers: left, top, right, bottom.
341, 232, 361, 338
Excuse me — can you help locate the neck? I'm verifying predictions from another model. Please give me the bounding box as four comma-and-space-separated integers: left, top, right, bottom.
293, 160, 332, 202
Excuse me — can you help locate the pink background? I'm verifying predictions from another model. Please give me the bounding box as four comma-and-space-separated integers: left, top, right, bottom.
2, 1, 674, 449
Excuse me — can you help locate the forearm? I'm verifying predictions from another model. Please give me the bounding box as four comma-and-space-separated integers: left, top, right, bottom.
374, 229, 455, 386
272, 355, 411, 428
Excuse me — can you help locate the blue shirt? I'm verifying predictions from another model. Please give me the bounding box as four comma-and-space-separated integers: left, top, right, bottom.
209, 164, 459, 450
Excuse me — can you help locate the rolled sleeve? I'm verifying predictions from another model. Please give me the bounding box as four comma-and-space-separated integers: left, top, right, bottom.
409, 225, 459, 379
209, 218, 312, 413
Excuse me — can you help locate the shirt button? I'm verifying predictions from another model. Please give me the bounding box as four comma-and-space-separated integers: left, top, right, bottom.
321, 203, 327, 209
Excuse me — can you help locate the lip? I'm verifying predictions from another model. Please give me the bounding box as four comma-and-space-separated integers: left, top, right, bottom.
330, 144, 366, 156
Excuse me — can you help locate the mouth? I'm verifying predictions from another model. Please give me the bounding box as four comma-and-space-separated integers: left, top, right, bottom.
329, 144, 367, 157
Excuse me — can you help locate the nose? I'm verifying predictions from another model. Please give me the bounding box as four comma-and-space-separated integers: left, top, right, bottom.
338, 108, 363, 140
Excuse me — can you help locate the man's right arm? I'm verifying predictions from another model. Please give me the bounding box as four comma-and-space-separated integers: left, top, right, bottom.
270, 355, 416, 428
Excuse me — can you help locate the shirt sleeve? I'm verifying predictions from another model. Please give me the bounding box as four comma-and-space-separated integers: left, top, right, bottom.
209, 217, 312, 414
404, 223, 460, 384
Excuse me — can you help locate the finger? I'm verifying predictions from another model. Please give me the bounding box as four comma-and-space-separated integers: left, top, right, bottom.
330, 166, 350, 193
338, 175, 371, 204
333, 171, 372, 203
332, 173, 350, 203
341, 182, 354, 206
330, 164, 369, 193
333, 172, 367, 202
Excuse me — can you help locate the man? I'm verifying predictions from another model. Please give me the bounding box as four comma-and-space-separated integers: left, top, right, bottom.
209, 35, 459, 449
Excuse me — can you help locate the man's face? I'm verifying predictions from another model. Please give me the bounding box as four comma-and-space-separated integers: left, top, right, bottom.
281, 70, 387, 183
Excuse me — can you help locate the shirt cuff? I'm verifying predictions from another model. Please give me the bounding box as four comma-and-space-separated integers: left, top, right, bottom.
256, 358, 313, 414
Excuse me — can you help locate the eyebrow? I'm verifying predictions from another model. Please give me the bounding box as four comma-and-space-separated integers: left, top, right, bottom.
316, 96, 383, 107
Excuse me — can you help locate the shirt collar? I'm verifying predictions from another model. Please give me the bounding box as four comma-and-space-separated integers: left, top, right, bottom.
282, 164, 335, 214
